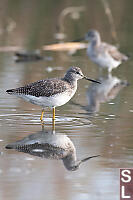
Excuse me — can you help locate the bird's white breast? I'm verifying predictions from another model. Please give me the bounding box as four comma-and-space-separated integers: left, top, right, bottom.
87, 45, 121, 70
17, 85, 77, 108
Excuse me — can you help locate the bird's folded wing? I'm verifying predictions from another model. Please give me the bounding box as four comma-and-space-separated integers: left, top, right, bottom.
102, 42, 128, 61
7, 79, 69, 97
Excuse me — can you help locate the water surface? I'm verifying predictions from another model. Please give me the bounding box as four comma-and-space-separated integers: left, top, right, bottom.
0, 1, 133, 200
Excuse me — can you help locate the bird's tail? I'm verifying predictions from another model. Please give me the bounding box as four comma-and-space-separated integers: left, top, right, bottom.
122, 54, 129, 61
6, 89, 15, 94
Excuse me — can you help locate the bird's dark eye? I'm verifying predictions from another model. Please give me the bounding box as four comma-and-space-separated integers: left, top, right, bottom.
76, 71, 80, 75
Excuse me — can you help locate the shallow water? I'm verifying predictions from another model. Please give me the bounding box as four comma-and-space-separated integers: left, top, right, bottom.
0, 1, 133, 200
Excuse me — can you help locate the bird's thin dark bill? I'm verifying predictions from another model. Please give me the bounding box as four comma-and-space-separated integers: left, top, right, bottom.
84, 76, 101, 84
81, 155, 100, 163
71, 37, 85, 42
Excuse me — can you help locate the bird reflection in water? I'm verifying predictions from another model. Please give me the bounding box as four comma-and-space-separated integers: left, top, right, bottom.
71, 74, 128, 114
86, 74, 128, 113
5, 125, 99, 171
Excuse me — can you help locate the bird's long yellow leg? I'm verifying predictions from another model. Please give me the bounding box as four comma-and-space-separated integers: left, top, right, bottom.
40, 109, 44, 121
53, 107, 55, 121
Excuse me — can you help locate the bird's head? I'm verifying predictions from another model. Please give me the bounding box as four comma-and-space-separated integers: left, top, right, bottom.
85, 30, 101, 42
66, 67, 101, 83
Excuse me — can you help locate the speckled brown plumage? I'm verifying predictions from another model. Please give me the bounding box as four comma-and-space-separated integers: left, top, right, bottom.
6, 78, 74, 97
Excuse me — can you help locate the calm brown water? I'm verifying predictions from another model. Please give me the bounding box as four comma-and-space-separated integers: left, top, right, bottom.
0, 0, 133, 200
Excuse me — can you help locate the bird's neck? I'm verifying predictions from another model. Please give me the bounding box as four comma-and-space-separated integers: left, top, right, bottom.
63, 74, 77, 87
91, 36, 101, 47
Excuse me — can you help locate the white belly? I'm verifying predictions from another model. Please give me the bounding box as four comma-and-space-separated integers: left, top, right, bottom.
16, 88, 77, 108
94, 54, 121, 69
87, 46, 121, 70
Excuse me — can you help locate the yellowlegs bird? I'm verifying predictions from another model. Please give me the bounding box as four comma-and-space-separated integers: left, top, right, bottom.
6, 128, 100, 171
74, 30, 128, 73
6, 66, 100, 121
